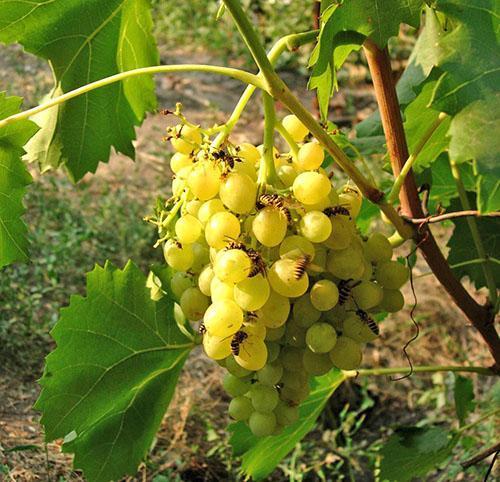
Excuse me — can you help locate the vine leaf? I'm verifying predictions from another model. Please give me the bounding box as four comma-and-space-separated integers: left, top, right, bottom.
34, 261, 193, 482
0, 93, 38, 268
229, 370, 345, 481
430, 0, 500, 115
309, 0, 424, 118
448, 97, 500, 213
454, 375, 475, 426
447, 197, 500, 290
379, 426, 460, 481
0, 0, 159, 181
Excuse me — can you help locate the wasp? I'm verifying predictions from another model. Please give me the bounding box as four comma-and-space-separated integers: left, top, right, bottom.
356, 309, 380, 336
293, 254, 312, 280
231, 330, 249, 356
324, 206, 351, 218
198, 322, 207, 335
224, 239, 266, 277
338, 279, 361, 305
257, 193, 293, 225
212, 147, 241, 175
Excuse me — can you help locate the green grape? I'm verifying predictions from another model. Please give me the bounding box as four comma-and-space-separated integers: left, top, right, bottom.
324, 215, 354, 250
242, 320, 267, 339
203, 299, 243, 336
171, 177, 185, 197
238, 142, 260, 163
274, 401, 300, 426
280, 383, 310, 405
279, 235, 315, 260
179, 287, 209, 321
203, 332, 232, 360
257, 291, 290, 328
173, 303, 185, 326
364, 232, 393, 262
252, 207, 288, 247
205, 211, 240, 249
170, 124, 202, 154
146, 272, 164, 301
214, 249, 251, 283
299, 210, 332, 243
170, 152, 193, 174
285, 319, 307, 348
306, 322, 337, 353
175, 215, 202, 245
250, 383, 279, 412
223, 373, 251, 397
210, 276, 234, 302
257, 362, 283, 386
234, 274, 270, 311
163, 239, 194, 271
310, 279, 339, 311
185, 199, 202, 217
375, 260, 410, 289
296, 141, 324, 171
197, 198, 225, 225
380, 288, 405, 312
342, 313, 378, 343
225, 355, 253, 378
313, 245, 328, 271
219, 172, 257, 214
339, 186, 362, 217
187, 161, 221, 200
249, 411, 276, 437
360, 258, 373, 281
293, 172, 331, 205
265, 324, 286, 341
277, 164, 298, 187
302, 195, 331, 213
198, 265, 214, 296
303, 349, 334, 376
351, 281, 383, 310
235, 334, 268, 371
292, 294, 321, 328
329, 336, 363, 370
268, 258, 309, 298
266, 342, 281, 363
280, 347, 304, 372
228, 396, 254, 421
191, 243, 210, 273
326, 246, 364, 279
170, 271, 193, 301
280, 369, 308, 391
282, 114, 309, 142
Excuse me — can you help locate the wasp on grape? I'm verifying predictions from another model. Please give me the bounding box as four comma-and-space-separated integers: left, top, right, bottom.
257, 193, 294, 224
338, 279, 361, 305
198, 322, 207, 335
293, 254, 312, 280
323, 205, 351, 218
230, 330, 249, 356
356, 309, 380, 336
224, 238, 267, 277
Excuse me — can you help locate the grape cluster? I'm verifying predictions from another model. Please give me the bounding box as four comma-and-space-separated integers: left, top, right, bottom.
153, 114, 409, 437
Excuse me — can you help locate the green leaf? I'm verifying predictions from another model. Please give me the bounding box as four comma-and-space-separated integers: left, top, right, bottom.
379, 426, 460, 481
403, 77, 451, 172
35, 261, 193, 482
447, 197, 500, 290
230, 370, 345, 481
309, 0, 424, 118
0, 92, 38, 268
0, 0, 159, 181
448, 97, 500, 212
430, 0, 500, 114
454, 375, 475, 426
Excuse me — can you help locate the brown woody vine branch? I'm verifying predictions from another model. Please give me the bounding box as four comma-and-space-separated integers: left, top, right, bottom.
363, 39, 500, 369
407, 210, 500, 225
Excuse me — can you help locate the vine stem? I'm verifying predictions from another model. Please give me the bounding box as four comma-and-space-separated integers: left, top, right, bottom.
222, 0, 413, 240
388, 112, 448, 204
258, 92, 279, 185
352, 365, 495, 378
0, 65, 264, 129
407, 210, 500, 224
212, 29, 319, 148
363, 39, 500, 369
450, 160, 498, 307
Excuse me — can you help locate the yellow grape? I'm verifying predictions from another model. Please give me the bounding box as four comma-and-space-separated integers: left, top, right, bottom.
170, 152, 192, 174
310, 279, 339, 311
268, 258, 309, 298
163, 239, 194, 271
282, 114, 309, 142
257, 290, 290, 328
170, 124, 202, 154
204, 299, 243, 337
235, 334, 268, 371
175, 214, 202, 244
297, 142, 324, 171
198, 199, 225, 225
219, 172, 257, 214
214, 249, 251, 283
279, 235, 315, 260
205, 211, 240, 249
203, 332, 232, 360
179, 287, 209, 321
188, 161, 221, 200
293, 172, 331, 205
234, 274, 270, 311
252, 207, 288, 247
210, 276, 235, 302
